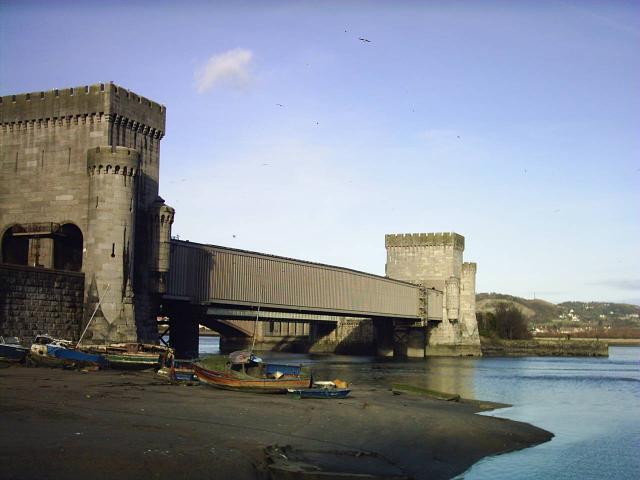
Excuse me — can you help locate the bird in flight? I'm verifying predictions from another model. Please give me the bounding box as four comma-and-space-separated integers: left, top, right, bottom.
276, 104, 284, 107
359, 37, 371, 43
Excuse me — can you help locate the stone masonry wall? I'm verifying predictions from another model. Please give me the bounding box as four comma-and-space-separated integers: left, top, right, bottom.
0, 264, 84, 341
309, 318, 376, 354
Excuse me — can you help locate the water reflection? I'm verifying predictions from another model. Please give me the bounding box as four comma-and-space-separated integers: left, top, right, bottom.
198, 336, 478, 397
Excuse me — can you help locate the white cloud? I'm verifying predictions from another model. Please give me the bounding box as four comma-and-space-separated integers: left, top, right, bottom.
195, 48, 253, 93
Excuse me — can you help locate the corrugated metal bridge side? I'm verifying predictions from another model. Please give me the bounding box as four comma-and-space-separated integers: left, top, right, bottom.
166, 240, 443, 321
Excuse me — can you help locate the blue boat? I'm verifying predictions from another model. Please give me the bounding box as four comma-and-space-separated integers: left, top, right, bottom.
0, 337, 29, 362
30, 335, 107, 367
287, 387, 351, 399
46, 344, 108, 366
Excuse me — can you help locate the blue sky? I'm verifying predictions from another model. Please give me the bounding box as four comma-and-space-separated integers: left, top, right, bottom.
1, 0, 638, 304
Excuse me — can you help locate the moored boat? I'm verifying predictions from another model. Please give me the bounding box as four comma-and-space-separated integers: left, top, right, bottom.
193, 351, 311, 393
287, 387, 351, 399
288, 380, 351, 399
84, 343, 166, 370
0, 336, 29, 363
30, 335, 107, 368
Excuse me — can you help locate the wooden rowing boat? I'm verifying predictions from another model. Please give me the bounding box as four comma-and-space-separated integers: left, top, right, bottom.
193, 354, 311, 393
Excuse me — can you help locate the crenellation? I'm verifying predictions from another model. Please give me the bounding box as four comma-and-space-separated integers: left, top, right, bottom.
0, 82, 165, 134
462, 262, 477, 273
385, 232, 465, 250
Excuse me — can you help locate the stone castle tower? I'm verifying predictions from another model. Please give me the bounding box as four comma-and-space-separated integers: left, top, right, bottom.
0, 83, 174, 343
385, 232, 481, 356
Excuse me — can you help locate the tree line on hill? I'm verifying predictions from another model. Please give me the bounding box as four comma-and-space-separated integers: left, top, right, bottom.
475, 292, 640, 339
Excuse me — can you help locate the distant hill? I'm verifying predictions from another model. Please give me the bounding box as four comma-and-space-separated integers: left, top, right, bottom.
476, 293, 560, 324
476, 293, 640, 327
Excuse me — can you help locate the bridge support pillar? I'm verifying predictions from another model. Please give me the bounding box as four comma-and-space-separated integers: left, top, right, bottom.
373, 319, 426, 358
167, 303, 200, 359
392, 323, 426, 359
373, 318, 394, 357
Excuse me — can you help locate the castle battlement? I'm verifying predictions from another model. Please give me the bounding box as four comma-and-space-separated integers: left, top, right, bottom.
87, 146, 140, 177
0, 82, 165, 134
385, 232, 465, 250
462, 262, 477, 273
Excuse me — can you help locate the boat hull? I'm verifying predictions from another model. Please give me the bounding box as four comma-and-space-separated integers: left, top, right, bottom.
193, 364, 311, 393
288, 388, 351, 399
0, 344, 28, 362
82, 343, 165, 370
29, 344, 107, 368
104, 353, 161, 370
46, 345, 108, 366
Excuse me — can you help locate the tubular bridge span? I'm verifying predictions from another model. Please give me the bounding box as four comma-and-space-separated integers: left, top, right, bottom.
165, 240, 443, 322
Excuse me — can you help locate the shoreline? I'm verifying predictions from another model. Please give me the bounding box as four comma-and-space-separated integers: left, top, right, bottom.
0, 365, 552, 480
480, 336, 609, 356
533, 337, 640, 346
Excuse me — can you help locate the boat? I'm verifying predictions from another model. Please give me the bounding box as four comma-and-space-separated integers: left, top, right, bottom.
287, 387, 351, 399
0, 336, 29, 363
158, 350, 198, 383
288, 380, 351, 399
30, 335, 108, 368
74, 285, 166, 369
84, 343, 167, 370
193, 351, 311, 393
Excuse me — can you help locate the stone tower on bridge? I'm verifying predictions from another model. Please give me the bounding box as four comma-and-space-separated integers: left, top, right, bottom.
0, 83, 174, 343
385, 233, 481, 356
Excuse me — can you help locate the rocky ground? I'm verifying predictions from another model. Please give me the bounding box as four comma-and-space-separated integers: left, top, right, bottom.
0, 365, 552, 479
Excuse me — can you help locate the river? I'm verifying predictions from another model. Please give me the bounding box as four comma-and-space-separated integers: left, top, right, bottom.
198, 337, 639, 479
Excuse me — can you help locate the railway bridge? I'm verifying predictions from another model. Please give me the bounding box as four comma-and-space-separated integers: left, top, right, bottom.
162, 240, 445, 358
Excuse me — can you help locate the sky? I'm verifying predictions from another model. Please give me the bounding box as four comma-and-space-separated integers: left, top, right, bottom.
1, 0, 638, 304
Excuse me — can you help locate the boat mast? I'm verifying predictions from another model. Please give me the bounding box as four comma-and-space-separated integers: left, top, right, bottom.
77, 283, 111, 347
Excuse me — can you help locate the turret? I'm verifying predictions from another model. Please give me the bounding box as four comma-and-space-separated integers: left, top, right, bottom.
461, 262, 478, 337
149, 198, 175, 293
84, 146, 139, 342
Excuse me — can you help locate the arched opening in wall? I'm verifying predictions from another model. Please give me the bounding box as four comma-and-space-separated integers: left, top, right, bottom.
1, 227, 29, 265
53, 224, 83, 271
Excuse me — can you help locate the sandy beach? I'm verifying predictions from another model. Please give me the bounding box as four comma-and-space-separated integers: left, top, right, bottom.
0, 364, 553, 479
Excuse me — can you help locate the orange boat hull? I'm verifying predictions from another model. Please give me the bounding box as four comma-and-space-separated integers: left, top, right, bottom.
193, 364, 311, 393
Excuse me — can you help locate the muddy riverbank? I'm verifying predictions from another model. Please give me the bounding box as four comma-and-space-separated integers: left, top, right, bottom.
0, 365, 552, 480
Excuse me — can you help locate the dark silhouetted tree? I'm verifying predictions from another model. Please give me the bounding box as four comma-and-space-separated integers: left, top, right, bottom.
477, 303, 532, 340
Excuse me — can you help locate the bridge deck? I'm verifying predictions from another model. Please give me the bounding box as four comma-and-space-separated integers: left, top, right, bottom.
166, 240, 442, 320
